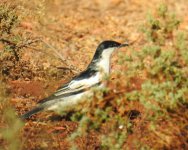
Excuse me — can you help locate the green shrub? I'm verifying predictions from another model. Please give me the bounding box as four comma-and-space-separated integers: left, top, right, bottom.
69, 4, 188, 149
0, 79, 23, 150
140, 4, 180, 45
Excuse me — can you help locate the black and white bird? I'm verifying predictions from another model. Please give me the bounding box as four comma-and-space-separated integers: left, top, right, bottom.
21, 40, 128, 119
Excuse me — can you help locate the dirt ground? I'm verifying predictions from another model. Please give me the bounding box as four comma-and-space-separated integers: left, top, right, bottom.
1, 0, 188, 149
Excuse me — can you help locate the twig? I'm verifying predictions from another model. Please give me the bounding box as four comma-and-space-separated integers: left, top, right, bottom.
0, 37, 80, 74
40, 39, 81, 73
0, 38, 41, 61
17, 38, 41, 49
40, 39, 67, 62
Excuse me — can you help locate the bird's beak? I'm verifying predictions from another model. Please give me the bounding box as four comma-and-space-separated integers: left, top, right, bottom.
115, 42, 129, 51
119, 42, 129, 48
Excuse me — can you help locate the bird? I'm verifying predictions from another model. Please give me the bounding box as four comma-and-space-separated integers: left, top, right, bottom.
21, 40, 129, 119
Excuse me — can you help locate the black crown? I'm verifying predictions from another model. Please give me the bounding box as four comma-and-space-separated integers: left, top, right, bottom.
97, 40, 121, 50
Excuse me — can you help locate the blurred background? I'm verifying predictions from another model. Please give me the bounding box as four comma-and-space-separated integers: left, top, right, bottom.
0, 0, 188, 150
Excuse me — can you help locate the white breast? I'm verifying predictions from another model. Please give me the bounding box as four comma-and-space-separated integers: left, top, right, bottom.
97, 47, 115, 74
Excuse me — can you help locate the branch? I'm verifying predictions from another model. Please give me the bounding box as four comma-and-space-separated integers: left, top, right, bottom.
40, 39, 81, 73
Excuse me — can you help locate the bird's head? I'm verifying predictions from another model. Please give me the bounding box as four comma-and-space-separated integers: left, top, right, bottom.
87, 40, 129, 74
93, 40, 128, 60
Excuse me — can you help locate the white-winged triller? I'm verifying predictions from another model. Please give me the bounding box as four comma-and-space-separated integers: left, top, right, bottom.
21, 40, 129, 119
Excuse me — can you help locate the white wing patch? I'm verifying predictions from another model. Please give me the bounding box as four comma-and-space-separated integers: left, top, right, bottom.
54, 73, 100, 96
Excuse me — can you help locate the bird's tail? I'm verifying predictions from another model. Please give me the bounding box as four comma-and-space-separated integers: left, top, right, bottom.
21, 105, 44, 119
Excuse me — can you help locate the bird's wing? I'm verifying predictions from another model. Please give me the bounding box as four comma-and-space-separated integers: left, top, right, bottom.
21, 73, 101, 119
55, 80, 91, 96
38, 70, 100, 104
